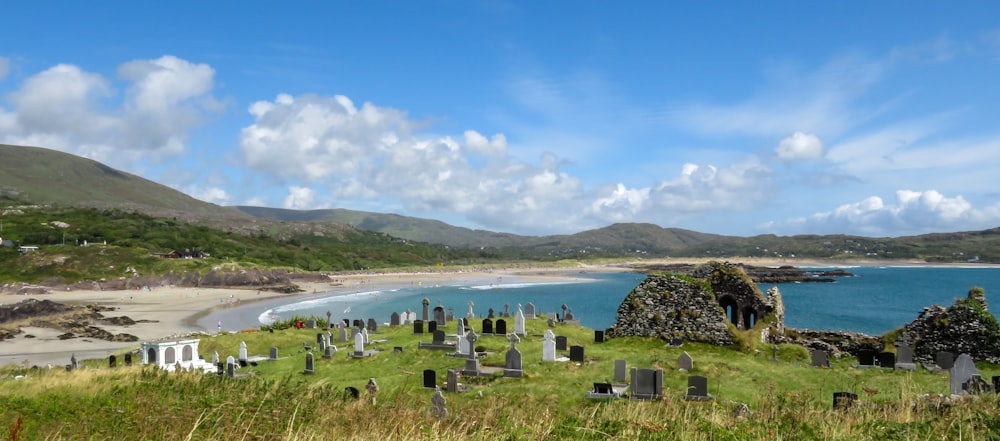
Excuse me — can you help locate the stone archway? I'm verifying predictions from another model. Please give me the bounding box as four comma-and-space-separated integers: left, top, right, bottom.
718, 296, 740, 326
147, 347, 157, 364
741, 306, 757, 329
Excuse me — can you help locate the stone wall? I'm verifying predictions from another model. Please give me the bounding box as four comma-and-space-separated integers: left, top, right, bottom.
902, 287, 1000, 365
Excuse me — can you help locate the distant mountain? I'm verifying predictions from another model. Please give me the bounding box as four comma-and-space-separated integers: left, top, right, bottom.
0, 144, 248, 221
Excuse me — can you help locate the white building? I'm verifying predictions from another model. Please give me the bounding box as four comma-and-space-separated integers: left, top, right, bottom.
140, 338, 216, 373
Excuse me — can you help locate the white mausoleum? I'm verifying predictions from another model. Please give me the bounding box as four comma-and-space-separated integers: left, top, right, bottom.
140, 339, 215, 373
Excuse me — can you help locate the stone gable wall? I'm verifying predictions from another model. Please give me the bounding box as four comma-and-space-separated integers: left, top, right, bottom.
605, 275, 735, 345
903, 288, 1000, 365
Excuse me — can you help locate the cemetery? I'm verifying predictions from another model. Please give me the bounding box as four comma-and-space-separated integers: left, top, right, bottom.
4, 266, 1000, 439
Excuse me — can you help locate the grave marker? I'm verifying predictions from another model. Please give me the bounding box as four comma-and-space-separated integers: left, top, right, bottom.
678, 351, 693, 371
238, 342, 248, 364
629, 367, 664, 400
495, 319, 507, 335
269, 347, 278, 361
951, 353, 980, 395
303, 352, 314, 375
894, 333, 916, 371
684, 375, 713, 401
428, 320, 438, 334
109, 355, 116, 368
525, 303, 536, 319
423, 369, 437, 389
422, 298, 430, 322
124, 353, 132, 366
594, 330, 605, 343
936, 351, 956, 370
482, 318, 493, 335
504, 334, 523, 377
367, 318, 377, 332
433, 306, 446, 325
569, 345, 585, 363
877, 352, 896, 369
514, 306, 527, 336
390, 312, 401, 326
855, 349, 876, 368
324, 345, 336, 359
555, 336, 568, 351
413, 320, 424, 335
810, 350, 830, 368
431, 389, 447, 417
542, 330, 556, 362
614, 360, 627, 384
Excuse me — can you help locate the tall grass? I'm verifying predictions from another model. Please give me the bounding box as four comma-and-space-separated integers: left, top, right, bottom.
3, 317, 1000, 440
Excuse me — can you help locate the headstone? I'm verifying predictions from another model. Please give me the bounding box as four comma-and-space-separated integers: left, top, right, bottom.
467, 300, 475, 319
487, 308, 495, 319
413, 320, 424, 335
564, 308, 575, 321
936, 351, 955, 370
319, 338, 327, 352
810, 350, 830, 368
964, 374, 991, 395
433, 306, 446, 325
109, 355, 117, 368
446, 369, 459, 393
361, 328, 370, 345
366, 378, 379, 405
353, 319, 363, 328
856, 349, 876, 367
684, 375, 713, 401
367, 318, 377, 333
525, 303, 536, 319
423, 369, 437, 389
894, 334, 916, 370
406, 311, 416, 324
433, 330, 447, 345
390, 312, 401, 326
422, 298, 430, 321
307, 319, 317, 329
833, 392, 858, 410
542, 330, 556, 362
993, 376, 1000, 393
951, 353, 980, 395
877, 352, 896, 369
324, 345, 336, 359
238, 342, 248, 363
770, 345, 778, 362
495, 319, 507, 335
124, 353, 132, 366
354, 332, 365, 357
326, 311, 332, 328
614, 360, 627, 383
514, 306, 527, 336
346, 386, 360, 400
482, 318, 493, 335
226, 356, 236, 378
216, 362, 224, 377
428, 321, 438, 334
339, 327, 348, 342
317, 333, 325, 345
269, 347, 278, 361
629, 367, 664, 400
457, 319, 465, 338
351, 327, 360, 342
503, 303, 510, 318
464, 330, 479, 360
569, 345, 585, 363
555, 336, 568, 351
547, 317, 555, 327
594, 330, 605, 343
504, 334, 523, 377
342, 318, 350, 328
211, 351, 219, 365
303, 352, 314, 375
677, 352, 693, 371
430, 389, 447, 417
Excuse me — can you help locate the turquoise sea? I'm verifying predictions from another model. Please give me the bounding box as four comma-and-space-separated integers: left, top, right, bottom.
220, 267, 1000, 336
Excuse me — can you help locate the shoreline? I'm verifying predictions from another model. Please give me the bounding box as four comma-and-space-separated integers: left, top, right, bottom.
3, 258, 998, 368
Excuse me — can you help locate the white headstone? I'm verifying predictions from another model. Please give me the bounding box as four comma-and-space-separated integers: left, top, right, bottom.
514, 306, 527, 336
238, 341, 248, 361
542, 329, 556, 362
457, 319, 465, 337
354, 331, 365, 355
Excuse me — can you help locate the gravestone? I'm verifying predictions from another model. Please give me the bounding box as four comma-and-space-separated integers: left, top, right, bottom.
433, 306, 446, 325
324, 345, 336, 359
351, 327, 360, 342
390, 312, 400, 326
346, 387, 360, 400
413, 320, 425, 334
361, 328, 370, 345
495, 319, 507, 335
951, 353, 980, 395
430, 389, 447, 417
353, 319, 363, 328
447, 307, 455, 322
629, 367, 664, 400
467, 300, 475, 319
547, 317, 555, 327
684, 375, 713, 401
482, 318, 493, 335
678, 352, 693, 371
318, 338, 326, 352
877, 352, 896, 369
964, 374, 991, 394
457, 319, 465, 339
238, 342, 248, 364
541, 330, 557, 362
833, 392, 858, 410
307, 319, 317, 329
525, 303, 536, 319
124, 353, 132, 366
464, 330, 479, 360
594, 330, 605, 343
503, 303, 510, 318
317, 333, 325, 345
406, 311, 416, 324
614, 360, 627, 384
423, 369, 437, 389
856, 349, 877, 368
487, 308, 495, 319
810, 350, 830, 368
339, 327, 348, 342
342, 318, 350, 328
269, 347, 278, 361
303, 352, 314, 375
565, 308, 575, 321
211, 351, 219, 365
555, 336, 568, 351
894, 334, 916, 371
428, 321, 438, 334
422, 298, 430, 321
569, 345, 585, 363
367, 318, 377, 332
433, 330, 447, 345
216, 362, 224, 377
226, 356, 236, 378
446, 369, 459, 393
354, 332, 365, 357
936, 351, 956, 370
327, 311, 333, 328
514, 306, 527, 336
504, 334, 523, 377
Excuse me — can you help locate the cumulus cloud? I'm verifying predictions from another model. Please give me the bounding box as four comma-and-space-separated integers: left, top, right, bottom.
775, 131, 824, 161
283, 186, 316, 210
774, 190, 1000, 236
188, 186, 230, 205
0, 55, 221, 167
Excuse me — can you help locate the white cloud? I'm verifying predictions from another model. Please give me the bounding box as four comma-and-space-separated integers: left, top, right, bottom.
650, 157, 772, 213
189, 186, 230, 205
283, 186, 316, 209
774, 190, 1000, 236
0, 56, 9, 81
0, 55, 220, 168
775, 131, 824, 161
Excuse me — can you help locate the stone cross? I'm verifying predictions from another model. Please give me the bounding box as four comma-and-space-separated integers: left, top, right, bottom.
467, 300, 475, 319
464, 330, 479, 360
366, 378, 379, 405
430, 389, 447, 417
508, 333, 521, 350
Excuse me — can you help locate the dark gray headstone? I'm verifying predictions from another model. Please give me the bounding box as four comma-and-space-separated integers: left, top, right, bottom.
877, 352, 896, 369
446, 369, 459, 393
428, 320, 438, 333
269, 347, 278, 361
124, 353, 132, 366
569, 345, 584, 363
810, 350, 830, 368
594, 330, 605, 343
307, 319, 317, 329
109, 355, 116, 368
216, 362, 224, 377
482, 319, 493, 334
856, 349, 876, 366
390, 312, 401, 326
895, 335, 914, 364
323, 345, 335, 359
339, 327, 348, 342
951, 353, 980, 395
833, 392, 857, 410
352, 319, 363, 328
432, 330, 446, 344
317, 333, 324, 345
629, 367, 663, 400
684, 375, 711, 400
678, 351, 693, 371
433, 306, 446, 325
413, 320, 424, 334
367, 318, 377, 332
423, 369, 437, 389
495, 319, 507, 335
555, 336, 568, 351
614, 360, 627, 383
303, 353, 314, 375
524, 303, 536, 318
504, 347, 523, 377
936, 351, 956, 370
487, 308, 495, 319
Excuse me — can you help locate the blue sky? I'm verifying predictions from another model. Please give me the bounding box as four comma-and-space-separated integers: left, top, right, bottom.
2, 2, 1000, 237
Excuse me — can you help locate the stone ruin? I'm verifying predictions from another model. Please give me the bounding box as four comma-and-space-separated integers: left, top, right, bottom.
605, 261, 784, 345
902, 286, 1000, 365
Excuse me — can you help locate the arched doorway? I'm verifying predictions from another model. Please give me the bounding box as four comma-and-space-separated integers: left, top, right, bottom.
741, 307, 757, 329
164, 347, 176, 364
147, 347, 157, 364
718, 296, 739, 326
182, 345, 194, 362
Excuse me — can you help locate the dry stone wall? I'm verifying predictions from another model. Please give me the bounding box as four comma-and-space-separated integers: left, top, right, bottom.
605, 275, 735, 345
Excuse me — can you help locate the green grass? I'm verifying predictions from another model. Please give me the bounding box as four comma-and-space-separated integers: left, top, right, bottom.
3, 317, 1000, 440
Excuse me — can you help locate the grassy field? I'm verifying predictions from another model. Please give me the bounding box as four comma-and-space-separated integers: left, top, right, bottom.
2, 316, 1000, 440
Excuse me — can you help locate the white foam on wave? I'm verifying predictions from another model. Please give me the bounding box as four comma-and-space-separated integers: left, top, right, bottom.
257, 288, 399, 324
465, 280, 590, 290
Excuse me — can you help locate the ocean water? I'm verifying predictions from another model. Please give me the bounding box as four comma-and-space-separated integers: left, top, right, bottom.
254, 267, 1000, 336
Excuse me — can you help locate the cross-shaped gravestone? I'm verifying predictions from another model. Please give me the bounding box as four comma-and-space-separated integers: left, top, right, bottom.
431, 389, 447, 417
464, 330, 479, 360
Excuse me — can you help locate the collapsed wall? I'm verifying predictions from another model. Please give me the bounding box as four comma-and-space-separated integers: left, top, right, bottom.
903, 287, 1000, 365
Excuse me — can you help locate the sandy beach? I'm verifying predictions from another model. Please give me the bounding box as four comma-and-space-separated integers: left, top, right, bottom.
4, 258, 997, 368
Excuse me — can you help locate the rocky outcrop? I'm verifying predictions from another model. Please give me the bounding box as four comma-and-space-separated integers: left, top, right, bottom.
776, 329, 881, 357
628, 263, 854, 283
0, 299, 138, 342
902, 287, 1000, 365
